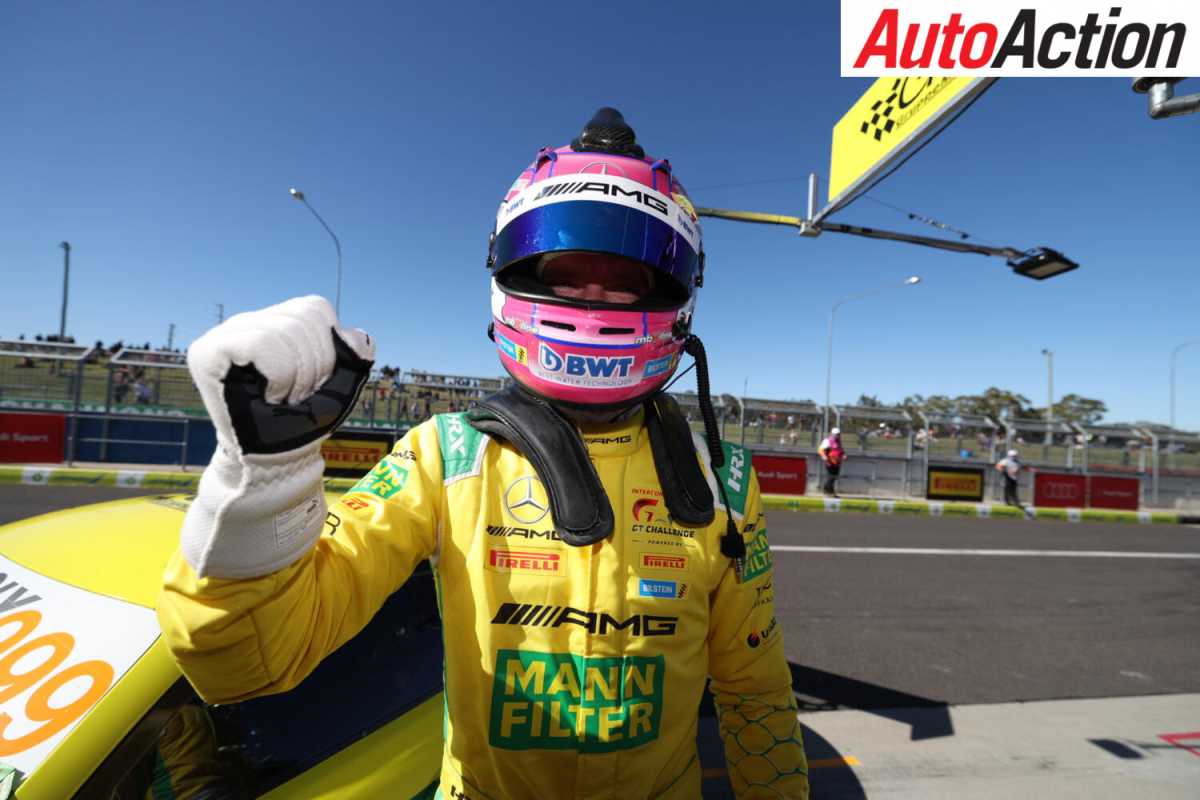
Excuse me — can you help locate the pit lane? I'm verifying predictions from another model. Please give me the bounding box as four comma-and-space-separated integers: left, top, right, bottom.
4, 486, 1199, 798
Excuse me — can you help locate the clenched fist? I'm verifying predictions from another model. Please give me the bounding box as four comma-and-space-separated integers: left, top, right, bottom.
188, 295, 374, 455
181, 296, 375, 579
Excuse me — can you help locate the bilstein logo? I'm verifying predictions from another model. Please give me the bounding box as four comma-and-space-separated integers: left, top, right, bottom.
490, 649, 664, 752
492, 603, 677, 636
641, 553, 687, 571
489, 548, 562, 575
851, 6, 1189, 74
632, 498, 659, 522
504, 476, 550, 525
533, 179, 670, 217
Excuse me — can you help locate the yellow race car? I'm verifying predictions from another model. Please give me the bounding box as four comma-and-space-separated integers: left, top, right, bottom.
0, 493, 443, 799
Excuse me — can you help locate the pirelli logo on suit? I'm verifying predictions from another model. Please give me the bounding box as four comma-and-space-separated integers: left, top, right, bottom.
639, 553, 688, 571
488, 548, 563, 576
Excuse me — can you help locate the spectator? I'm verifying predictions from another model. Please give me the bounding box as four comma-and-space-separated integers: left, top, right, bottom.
995, 449, 1035, 516
134, 377, 152, 405
113, 368, 131, 404
818, 428, 847, 497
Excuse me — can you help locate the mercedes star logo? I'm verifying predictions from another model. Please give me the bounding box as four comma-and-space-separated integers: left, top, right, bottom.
503, 475, 550, 525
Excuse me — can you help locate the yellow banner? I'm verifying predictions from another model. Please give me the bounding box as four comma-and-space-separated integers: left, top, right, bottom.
828, 77, 987, 206
928, 468, 984, 500
322, 437, 390, 474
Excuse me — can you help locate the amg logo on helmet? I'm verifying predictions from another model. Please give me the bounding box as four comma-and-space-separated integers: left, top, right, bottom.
539, 344, 634, 379
534, 180, 669, 217
492, 602, 677, 636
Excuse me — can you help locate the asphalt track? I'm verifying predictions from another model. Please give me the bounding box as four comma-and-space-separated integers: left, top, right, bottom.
2, 486, 1197, 705
4, 487, 1199, 797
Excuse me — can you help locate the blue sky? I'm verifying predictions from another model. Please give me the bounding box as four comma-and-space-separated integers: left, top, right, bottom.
4, 1, 1198, 428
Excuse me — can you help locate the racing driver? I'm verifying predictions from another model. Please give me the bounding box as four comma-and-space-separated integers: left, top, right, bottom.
159, 108, 809, 799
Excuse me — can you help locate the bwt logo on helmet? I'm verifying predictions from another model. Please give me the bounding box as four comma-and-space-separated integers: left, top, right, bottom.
841, 2, 1196, 76
538, 344, 635, 384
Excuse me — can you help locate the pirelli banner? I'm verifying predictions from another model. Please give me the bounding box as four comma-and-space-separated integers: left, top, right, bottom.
926, 465, 985, 502
321, 431, 394, 478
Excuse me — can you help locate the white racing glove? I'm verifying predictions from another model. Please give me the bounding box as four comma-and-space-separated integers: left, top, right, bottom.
181, 296, 374, 578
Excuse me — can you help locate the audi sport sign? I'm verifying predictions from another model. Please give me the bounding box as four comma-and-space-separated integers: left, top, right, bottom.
1034, 472, 1086, 508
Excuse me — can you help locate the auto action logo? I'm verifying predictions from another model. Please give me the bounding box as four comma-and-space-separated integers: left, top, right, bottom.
841, 1, 1197, 76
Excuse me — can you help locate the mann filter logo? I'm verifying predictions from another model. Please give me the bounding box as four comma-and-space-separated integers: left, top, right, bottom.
490, 649, 664, 752
537, 343, 636, 388
504, 476, 550, 525
348, 458, 408, 500
641, 553, 687, 571
492, 603, 677, 636
741, 529, 774, 583
489, 548, 562, 576
487, 525, 562, 541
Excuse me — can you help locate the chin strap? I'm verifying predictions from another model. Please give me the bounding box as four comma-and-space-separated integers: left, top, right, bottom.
683, 335, 747, 563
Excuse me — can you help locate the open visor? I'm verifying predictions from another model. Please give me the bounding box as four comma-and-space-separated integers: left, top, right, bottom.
491, 197, 702, 295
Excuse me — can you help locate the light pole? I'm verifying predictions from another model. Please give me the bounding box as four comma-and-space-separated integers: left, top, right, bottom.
1041, 348, 1054, 448
289, 188, 343, 316
823, 276, 921, 437
1169, 339, 1200, 468
59, 241, 71, 340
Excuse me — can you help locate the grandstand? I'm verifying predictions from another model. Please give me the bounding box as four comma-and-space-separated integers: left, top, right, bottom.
2, 338, 1198, 472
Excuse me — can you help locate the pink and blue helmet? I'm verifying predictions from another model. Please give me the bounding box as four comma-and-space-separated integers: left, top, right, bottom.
488, 108, 704, 412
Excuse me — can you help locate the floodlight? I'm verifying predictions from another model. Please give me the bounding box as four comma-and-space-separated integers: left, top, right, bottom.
1007, 248, 1078, 281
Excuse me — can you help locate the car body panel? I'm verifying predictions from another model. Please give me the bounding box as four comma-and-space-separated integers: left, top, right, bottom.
15, 641, 178, 800
0, 495, 187, 609
0, 494, 443, 797
261, 693, 443, 799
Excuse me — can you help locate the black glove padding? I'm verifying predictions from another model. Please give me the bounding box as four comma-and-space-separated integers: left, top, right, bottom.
222, 328, 374, 455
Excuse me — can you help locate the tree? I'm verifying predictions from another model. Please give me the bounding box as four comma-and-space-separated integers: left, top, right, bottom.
1048, 394, 1107, 426
956, 387, 1032, 422
856, 394, 883, 408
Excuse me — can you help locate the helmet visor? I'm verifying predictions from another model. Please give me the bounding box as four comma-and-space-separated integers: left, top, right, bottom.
492, 197, 701, 296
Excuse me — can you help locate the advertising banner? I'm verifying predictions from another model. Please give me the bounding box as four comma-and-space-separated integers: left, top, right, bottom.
321, 432, 394, 478
1034, 472, 1087, 508
927, 465, 985, 501
0, 413, 66, 464
752, 454, 807, 495
1088, 475, 1140, 511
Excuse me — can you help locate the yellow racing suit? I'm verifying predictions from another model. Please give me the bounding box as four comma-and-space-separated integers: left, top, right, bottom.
159, 410, 808, 799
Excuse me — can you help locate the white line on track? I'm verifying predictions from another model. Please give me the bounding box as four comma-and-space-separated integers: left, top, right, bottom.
770, 546, 1200, 559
